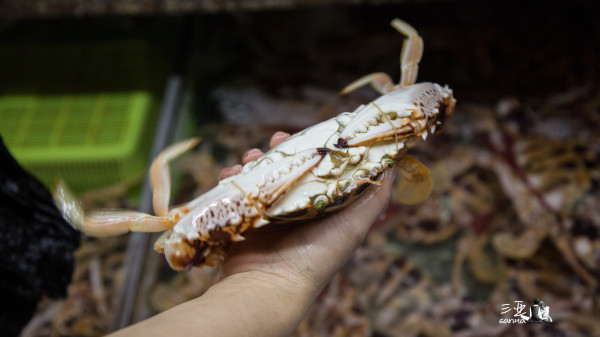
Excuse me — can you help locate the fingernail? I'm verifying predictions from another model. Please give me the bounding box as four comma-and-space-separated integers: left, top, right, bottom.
270, 131, 291, 148
218, 164, 242, 181
242, 149, 263, 164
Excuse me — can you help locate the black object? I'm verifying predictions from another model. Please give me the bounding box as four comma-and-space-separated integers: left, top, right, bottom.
528, 298, 542, 323
0, 136, 81, 337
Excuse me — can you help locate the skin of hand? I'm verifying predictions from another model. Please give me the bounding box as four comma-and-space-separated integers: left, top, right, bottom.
109, 131, 394, 337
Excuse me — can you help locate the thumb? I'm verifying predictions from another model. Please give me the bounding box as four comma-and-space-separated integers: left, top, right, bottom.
330, 168, 395, 248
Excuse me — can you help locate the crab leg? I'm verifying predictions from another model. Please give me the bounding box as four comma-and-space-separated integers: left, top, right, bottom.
392, 18, 423, 88
340, 72, 395, 95
339, 19, 423, 96
53, 179, 174, 236
150, 137, 201, 217
395, 155, 433, 205
229, 148, 328, 207
81, 210, 172, 236
53, 138, 201, 236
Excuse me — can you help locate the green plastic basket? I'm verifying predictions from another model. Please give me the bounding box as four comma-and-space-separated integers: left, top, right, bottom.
0, 37, 168, 193
0, 92, 155, 192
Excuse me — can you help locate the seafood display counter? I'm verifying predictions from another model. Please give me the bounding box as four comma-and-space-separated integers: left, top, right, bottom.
9, 1, 600, 336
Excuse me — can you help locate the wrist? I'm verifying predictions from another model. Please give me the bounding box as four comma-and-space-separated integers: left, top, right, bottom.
198, 269, 321, 337
217, 267, 323, 310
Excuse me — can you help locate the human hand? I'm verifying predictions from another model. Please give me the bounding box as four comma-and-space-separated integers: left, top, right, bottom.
109, 131, 394, 337
216, 131, 395, 291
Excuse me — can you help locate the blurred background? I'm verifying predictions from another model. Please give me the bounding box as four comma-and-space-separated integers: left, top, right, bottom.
0, 0, 599, 336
